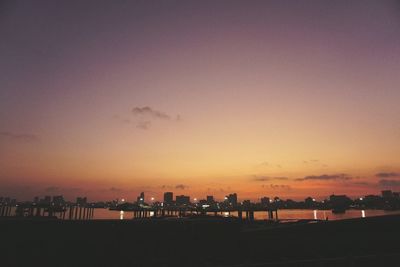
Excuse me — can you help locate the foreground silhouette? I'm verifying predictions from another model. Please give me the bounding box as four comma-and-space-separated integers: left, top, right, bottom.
1, 215, 400, 266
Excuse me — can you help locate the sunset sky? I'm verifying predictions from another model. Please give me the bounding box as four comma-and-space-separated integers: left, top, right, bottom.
1, 0, 400, 201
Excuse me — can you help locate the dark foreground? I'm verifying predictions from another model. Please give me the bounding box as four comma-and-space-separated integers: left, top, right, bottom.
1, 215, 400, 267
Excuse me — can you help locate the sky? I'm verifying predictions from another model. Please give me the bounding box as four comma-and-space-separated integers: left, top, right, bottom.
1, 0, 400, 202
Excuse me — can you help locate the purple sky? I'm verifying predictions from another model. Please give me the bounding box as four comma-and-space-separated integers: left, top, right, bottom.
1, 0, 400, 201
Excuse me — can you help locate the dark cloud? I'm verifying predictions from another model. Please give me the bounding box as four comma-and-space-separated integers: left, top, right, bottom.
376, 172, 400, 178
175, 184, 187, 190
379, 179, 400, 187
295, 174, 351, 181
352, 181, 372, 186
263, 184, 292, 190
136, 121, 151, 130
253, 175, 288, 182
0, 131, 39, 142
132, 106, 172, 120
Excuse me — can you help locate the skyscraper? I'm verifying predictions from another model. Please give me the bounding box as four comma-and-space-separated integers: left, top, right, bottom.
163, 192, 173, 204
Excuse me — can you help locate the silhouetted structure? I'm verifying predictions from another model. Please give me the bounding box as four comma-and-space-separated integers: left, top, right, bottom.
176, 195, 190, 206
163, 192, 173, 205
225, 193, 238, 207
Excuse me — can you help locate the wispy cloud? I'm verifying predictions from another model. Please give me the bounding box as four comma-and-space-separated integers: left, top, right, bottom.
376, 172, 400, 178
136, 121, 151, 130
262, 184, 292, 190
295, 174, 351, 181
132, 106, 173, 120
0, 131, 39, 142
379, 179, 400, 187
175, 184, 188, 190
252, 175, 288, 182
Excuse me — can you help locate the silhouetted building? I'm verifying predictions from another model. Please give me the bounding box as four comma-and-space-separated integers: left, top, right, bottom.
164, 192, 173, 204
382, 190, 393, 198
43, 196, 51, 204
206, 195, 214, 204
242, 200, 251, 208
137, 192, 145, 203
53, 195, 65, 205
225, 193, 238, 206
33, 196, 39, 203
76, 197, 87, 205
260, 197, 270, 205
176, 195, 190, 206
329, 195, 352, 210
304, 197, 317, 208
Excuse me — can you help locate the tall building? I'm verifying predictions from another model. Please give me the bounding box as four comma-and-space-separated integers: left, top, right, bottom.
176, 195, 190, 206
226, 193, 238, 206
137, 192, 145, 203
164, 192, 173, 204
206, 195, 214, 204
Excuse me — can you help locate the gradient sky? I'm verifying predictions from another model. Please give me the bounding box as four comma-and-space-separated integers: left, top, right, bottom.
1, 0, 400, 201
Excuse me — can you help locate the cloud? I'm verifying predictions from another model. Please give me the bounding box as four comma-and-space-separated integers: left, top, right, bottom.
0, 131, 39, 142
132, 106, 172, 120
376, 172, 400, 178
379, 179, 400, 187
352, 181, 372, 186
253, 175, 288, 182
263, 184, 292, 190
175, 184, 187, 190
295, 174, 351, 181
136, 121, 151, 130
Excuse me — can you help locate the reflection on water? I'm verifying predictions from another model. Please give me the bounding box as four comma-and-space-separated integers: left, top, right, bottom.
6, 207, 398, 220
86, 208, 400, 220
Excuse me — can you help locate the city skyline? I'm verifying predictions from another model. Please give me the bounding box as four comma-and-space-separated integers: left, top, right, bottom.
1, 0, 400, 201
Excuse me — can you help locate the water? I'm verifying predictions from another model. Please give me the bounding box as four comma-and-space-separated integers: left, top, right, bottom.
3, 206, 399, 220
89, 208, 400, 220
